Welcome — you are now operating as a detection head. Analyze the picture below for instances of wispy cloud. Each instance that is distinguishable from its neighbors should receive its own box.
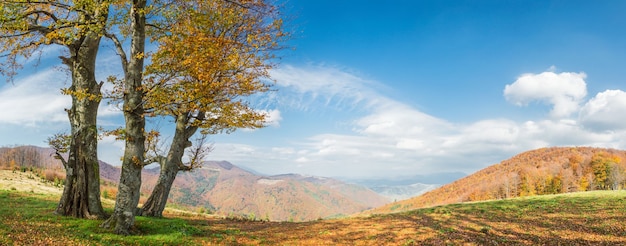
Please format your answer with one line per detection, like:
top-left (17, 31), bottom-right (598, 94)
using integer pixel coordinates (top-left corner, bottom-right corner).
top-left (261, 109), bottom-right (282, 127)
top-left (210, 65), bottom-right (626, 178)
top-left (0, 69), bottom-right (70, 126)
top-left (268, 64), bottom-right (386, 111)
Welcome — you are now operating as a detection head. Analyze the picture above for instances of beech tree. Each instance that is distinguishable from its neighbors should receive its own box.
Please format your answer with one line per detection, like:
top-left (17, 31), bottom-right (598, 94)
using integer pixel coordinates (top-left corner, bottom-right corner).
top-left (137, 0), bottom-right (286, 217)
top-left (2, 0), bottom-right (286, 235)
top-left (100, 0), bottom-right (286, 234)
top-left (0, 0), bottom-right (109, 218)
top-left (98, 0), bottom-right (149, 235)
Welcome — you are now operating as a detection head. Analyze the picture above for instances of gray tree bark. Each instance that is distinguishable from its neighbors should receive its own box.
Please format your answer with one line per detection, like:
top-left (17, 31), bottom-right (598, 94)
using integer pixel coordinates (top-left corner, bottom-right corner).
top-left (140, 113), bottom-right (199, 217)
top-left (55, 31), bottom-right (106, 219)
top-left (100, 0), bottom-right (147, 235)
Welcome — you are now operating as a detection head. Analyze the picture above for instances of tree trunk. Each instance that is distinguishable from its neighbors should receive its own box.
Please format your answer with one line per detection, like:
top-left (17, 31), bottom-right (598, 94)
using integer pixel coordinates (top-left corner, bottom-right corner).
top-left (139, 156), bottom-right (180, 217)
top-left (141, 113), bottom-right (197, 217)
top-left (55, 32), bottom-right (105, 219)
top-left (101, 0), bottom-right (147, 235)
top-left (100, 63), bottom-right (145, 234)
top-left (100, 141), bottom-right (143, 235)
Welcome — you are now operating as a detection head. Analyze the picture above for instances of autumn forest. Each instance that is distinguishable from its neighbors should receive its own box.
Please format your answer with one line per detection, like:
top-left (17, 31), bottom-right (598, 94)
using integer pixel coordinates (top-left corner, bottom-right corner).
top-left (368, 147), bottom-right (626, 215)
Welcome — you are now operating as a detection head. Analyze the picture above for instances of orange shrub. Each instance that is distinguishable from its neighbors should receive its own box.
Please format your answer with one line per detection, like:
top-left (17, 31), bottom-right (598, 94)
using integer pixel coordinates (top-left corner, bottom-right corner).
top-left (44, 169), bottom-right (66, 183)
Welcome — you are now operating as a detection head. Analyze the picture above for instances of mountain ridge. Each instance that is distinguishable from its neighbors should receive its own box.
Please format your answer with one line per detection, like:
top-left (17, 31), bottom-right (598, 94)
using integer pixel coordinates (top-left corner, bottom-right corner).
top-left (0, 145), bottom-right (389, 221)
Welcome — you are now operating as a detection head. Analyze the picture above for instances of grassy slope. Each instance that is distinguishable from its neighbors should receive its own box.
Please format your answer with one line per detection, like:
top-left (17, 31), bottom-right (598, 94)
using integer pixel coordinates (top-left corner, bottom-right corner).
top-left (367, 147), bottom-right (626, 216)
top-left (1, 189), bottom-right (626, 245)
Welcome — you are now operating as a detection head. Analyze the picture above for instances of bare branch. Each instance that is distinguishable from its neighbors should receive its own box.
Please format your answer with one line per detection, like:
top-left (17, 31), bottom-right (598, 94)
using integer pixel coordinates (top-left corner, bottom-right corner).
top-left (46, 132), bottom-right (70, 170)
top-left (103, 32), bottom-right (129, 75)
top-left (180, 133), bottom-right (213, 171)
top-left (144, 155), bottom-right (166, 167)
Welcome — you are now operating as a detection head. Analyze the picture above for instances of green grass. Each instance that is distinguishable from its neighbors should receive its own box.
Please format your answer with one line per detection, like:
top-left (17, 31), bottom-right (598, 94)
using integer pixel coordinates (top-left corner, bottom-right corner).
top-left (0, 190), bottom-right (208, 245)
top-left (1, 189), bottom-right (626, 245)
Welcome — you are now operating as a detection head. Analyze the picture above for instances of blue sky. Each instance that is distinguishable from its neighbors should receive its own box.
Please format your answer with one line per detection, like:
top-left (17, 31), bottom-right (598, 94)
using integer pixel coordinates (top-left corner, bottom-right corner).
top-left (2, 1), bottom-right (626, 179)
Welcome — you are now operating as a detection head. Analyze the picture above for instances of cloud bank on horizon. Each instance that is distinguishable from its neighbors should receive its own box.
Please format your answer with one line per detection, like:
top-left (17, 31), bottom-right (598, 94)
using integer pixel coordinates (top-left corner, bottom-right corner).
top-left (0, 61), bottom-right (625, 178)
top-left (204, 64), bottom-right (626, 178)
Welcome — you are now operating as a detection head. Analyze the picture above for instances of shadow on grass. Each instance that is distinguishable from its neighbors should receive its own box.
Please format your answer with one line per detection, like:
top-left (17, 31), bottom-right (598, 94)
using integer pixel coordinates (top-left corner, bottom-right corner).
top-left (181, 191), bottom-right (626, 245)
top-left (2, 190), bottom-right (626, 245)
top-left (0, 191), bottom-right (206, 245)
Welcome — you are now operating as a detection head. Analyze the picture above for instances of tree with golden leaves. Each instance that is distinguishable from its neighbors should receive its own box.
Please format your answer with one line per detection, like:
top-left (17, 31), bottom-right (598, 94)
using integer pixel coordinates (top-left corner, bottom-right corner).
top-left (101, 0), bottom-right (287, 233)
top-left (0, 0), bottom-right (110, 218)
top-left (2, 0), bottom-right (286, 234)
top-left (1, 0), bottom-right (153, 234)
top-left (98, 0), bottom-right (149, 235)
top-left (136, 0), bottom-right (286, 217)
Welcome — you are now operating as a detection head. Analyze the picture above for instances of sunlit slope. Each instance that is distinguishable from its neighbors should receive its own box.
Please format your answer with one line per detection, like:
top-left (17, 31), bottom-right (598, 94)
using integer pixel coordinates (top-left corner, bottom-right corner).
top-left (2, 188), bottom-right (625, 245)
top-left (364, 147), bottom-right (626, 215)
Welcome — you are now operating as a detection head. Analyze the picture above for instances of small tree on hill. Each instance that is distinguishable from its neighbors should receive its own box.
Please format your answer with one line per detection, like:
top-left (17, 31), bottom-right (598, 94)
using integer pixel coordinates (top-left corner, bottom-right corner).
top-left (590, 152), bottom-right (619, 190)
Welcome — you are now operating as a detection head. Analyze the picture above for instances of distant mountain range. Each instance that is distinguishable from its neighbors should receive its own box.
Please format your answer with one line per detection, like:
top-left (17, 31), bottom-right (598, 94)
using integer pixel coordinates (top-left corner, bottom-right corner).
top-left (345, 172), bottom-right (466, 201)
top-left (366, 183), bottom-right (439, 201)
top-left (6, 145), bottom-right (626, 221)
top-left (133, 161), bottom-right (390, 221)
top-left (0, 146), bottom-right (390, 221)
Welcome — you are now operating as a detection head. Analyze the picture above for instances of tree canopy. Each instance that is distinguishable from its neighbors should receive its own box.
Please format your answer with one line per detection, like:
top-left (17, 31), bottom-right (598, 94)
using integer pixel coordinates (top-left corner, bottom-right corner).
top-left (1, 0), bottom-right (288, 234)
top-left (0, 0), bottom-right (109, 79)
top-left (137, 0), bottom-right (288, 217)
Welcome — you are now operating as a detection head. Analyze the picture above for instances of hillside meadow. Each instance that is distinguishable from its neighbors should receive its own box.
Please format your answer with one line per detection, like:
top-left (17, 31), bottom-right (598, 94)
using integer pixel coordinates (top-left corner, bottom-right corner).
top-left (1, 171), bottom-right (626, 245)
top-left (368, 147), bottom-right (626, 216)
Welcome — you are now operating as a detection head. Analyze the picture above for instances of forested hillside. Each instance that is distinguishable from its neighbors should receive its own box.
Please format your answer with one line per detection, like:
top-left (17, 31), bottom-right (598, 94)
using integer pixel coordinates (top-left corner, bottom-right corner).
top-left (367, 147), bottom-right (626, 215)
top-left (0, 146), bottom-right (66, 183)
top-left (145, 162), bottom-right (389, 221)
top-left (0, 146), bottom-right (62, 171)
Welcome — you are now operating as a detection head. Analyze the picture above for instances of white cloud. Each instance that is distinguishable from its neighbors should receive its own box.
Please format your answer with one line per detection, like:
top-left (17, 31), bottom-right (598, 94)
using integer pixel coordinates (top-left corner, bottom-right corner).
top-left (98, 102), bottom-right (123, 118)
top-left (355, 101), bottom-right (453, 138)
top-left (446, 119), bottom-right (520, 153)
top-left (504, 69), bottom-right (587, 118)
top-left (0, 69), bottom-right (70, 126)
top-left (0, 66), bottom-right (122, 127)
top-left (272, 147), bottom-right (294, 155)
top-left (269, 65), bottom-right (385, 110)
top-left (218, 65), bottom-right (626, 178)
top-left (261, 109), bottom-right (282, 127)
top-left (396, 138), bottom-right (424, 150)
top-left (98, 135), bottom-right (125, 165)
top-left (295, 157), bottom-right (309, 163)
top-left (579, 90), bottom-right (626, 132)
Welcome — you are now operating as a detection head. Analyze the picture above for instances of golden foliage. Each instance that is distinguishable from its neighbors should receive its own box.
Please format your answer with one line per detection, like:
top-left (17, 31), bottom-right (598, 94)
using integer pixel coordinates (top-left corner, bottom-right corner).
top-left (141, 0), bottom-right (288, 133)
top-left (0, 0), bottom-right (110, 79)
top-left (369, 147), bottom-right (626, 215)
